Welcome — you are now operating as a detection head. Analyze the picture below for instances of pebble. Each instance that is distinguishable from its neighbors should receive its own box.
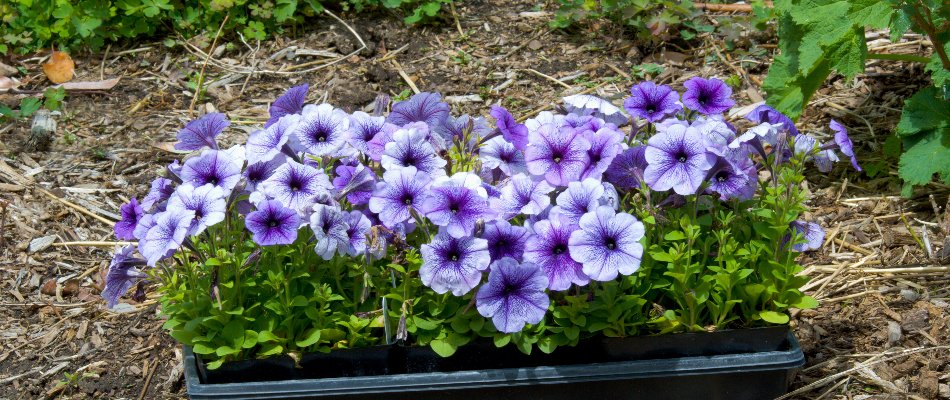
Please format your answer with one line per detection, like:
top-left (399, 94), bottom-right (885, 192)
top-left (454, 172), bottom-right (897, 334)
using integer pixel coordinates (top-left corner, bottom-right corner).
top-left (900, 288), bottom-right (920, 302)
top-left (886, 321), bottom-right (902, 346)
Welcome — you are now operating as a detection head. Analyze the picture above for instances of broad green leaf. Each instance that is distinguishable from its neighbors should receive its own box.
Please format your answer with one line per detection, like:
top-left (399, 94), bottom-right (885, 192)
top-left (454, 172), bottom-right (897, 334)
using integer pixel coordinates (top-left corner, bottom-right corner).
top-left (758, 311), bottom-right (790, 324)
top-left (848, 0), bottom-right (892, 28)
top-left (493, 334), bottom-right (511, 347)
top-left (274, 0), bottom-right (297, 21)
top-left (898, 129), bottom-right (950, 194)
top-left (295, 328), bottom-right (322, 347)
top-left (896, 87), bottom-right (950, 136)
top-left (792, 295), bottom-right (819, 309)
top-left (192, 343), bottom-right (216, 355)
top-left (429, 338), bottom-right (457, 357)
top-left (18, 98), bottom-right (42, 119)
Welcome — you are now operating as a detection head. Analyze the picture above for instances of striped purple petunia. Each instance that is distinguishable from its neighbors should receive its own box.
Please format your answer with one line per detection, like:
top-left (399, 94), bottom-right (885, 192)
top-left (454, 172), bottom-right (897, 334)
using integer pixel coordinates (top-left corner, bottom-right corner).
top-left (568, 206), bottom-right (644, 282)
top-left (293, 103), bottom-right (349, 156)
top-left (644, 124), bottom-right (715, 195)
top-left (476, 257), bottom-right (549, 333)
top-left (114, 198), bottom-right (144, 240)
top-left (175, 112), bottom-right (229, 151)
top-left (266, 83), bottom-right (309, 127)
top-left (245, 199), bottom-right (300, 246)
top-left (102, 245), bottom-right (149, 308)
top-left (420, 232), bottom-right (490, 296)
top-left (523, 215), bottom-right (588, 291)
top-left (682, 77), bottom-right (735, 115)
top-left (524, 124), bottom-right (591, 186)
top-left (623, 81), bottom-right (682, 123)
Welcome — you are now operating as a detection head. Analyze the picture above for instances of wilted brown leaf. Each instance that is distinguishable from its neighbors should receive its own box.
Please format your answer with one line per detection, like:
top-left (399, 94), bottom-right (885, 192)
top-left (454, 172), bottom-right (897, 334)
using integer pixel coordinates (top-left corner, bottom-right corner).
top-left (42, 51), bottom-right (75, 84)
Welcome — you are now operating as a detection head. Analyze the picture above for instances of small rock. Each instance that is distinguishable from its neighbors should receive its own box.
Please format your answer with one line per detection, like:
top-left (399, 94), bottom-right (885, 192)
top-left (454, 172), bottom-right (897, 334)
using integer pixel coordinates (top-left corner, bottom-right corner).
top-left (887, 321), bottom-right (902, 346)
top-left (938, 383), bottom-right (949, 399)
top-left (528, 40), bottom-right (542, 51)
top-left (901, 307), bottom-right (930, 332)
top-left (28, 235), bottom-right (57, 253)
top-left (918, 371), bottom-right (939, 399)
top-left (40, 279), bottom-right (58, 296)
top-left (900, 288), bottom-right (920, 302)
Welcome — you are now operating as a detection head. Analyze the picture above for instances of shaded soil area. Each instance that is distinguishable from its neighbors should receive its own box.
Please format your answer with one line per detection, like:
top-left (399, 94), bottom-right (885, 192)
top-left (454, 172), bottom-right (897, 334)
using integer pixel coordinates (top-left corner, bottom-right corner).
top-left (0, 0), bottom-right (947, 398)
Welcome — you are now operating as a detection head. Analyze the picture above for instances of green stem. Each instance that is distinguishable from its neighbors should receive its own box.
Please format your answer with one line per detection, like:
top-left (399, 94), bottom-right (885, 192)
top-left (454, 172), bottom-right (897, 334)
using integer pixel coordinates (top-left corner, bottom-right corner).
top-left (865, 52), bottom-right (932, 64)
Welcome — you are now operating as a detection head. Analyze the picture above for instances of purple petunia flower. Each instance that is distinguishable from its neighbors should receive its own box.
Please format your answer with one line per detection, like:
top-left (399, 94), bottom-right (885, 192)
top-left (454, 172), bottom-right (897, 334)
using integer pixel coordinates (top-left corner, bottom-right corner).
top-left (348, 111), bottom-right (386, 154)
top-left (244, 156), bottom-right (284, 193)
top-left (705, 157), bottom-right (756, 201)
top-left (480, 137), bottom-right (527, 177)
top-left (830, 119), bottom-right (861, 171)
top-left (139, 208), bottom-right (195, 266)
top-left (175, 112), bottom-right (229, 151)
top-left (623, 81), bottom-right (682, 123)
top-left (102, 245), bottom-right (148, 308)
top-left (366, 122), bottom-right (399, 162)
top-left (419, 173), bottom-right (493, 238)
top-left (259, 159), bottom-right (332, 211)
top-left (604, 146), bottom-right (648, 191)
top-left (496, 173), bottom-right (555, 219)
top-left (387, 92), bottom-right (450, 127)
top-left (141, 177), bottom-right (176, 210)
top-left (568, 206), bottom-right (644, 281)
top-left (580, 127), bottom-right (624, 180)
top-left (343, 210), bottom-right (371, 256)
top-left (180, 149), bottom-right (243, 194)
top-left (333, 163), bottom-right (377, 206)
top-left (433, 114), bottom-right (492, 151)
top-left (247, 114), bottom-right (298, 165)
top-left (524, 124), bottom-right (591, 186)
top-left (490, 105), bottom-right (529, 150)
top-left (114, 198), bottom-right (144, 240)
top-left (483, 219), bottom-right (530, 262)
top-left (167, 184), bottom-right (227, 236)
top-left (745, 104), bottom-right (798, 136)
top-left (267, 83), bottom-right (309, 127)
top-left (789, 220), bottom-right (825, 252)
top-left (794, 134), bottom-right (818, 156)
top-left (381, 124), bottom-right (447, 177)
top-left (245, 199), bottom-right (300, 246)
top-left (420, 232), bottom-right (491, 296)
top-left (368, 166), bottom-right (432, 228)
top-left (682, 77), bottom-right (735, 115)
top-left (310, 204), bottom-right (351, 260)
top-left (476, 257), bottom-right (549, 333)
top-left (524, 215), bottom-right (588, 291)
top-left (644, 124), bottom-right (715, 195)
top-left (562, 94), bottom-right (629, 127)
top-left (551, 178), bottom-right (608, 225)
top-left (293, 103), bottom-right (349, 157)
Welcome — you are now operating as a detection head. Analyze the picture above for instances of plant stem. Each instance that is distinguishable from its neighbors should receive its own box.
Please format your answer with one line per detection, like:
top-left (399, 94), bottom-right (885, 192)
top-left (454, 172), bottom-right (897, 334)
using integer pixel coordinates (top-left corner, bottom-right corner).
top-left (909, 3), bottom-right (950, 70)
top-left (865, 52), bottom-right (933, 64)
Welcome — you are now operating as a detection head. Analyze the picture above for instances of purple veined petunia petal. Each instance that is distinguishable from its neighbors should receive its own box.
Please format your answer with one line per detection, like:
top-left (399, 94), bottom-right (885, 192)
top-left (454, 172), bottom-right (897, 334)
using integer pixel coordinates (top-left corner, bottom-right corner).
top-left (524, 111), bottom-right (567, 135)
top-left (366, 122), bottom-right (399, 162)
top-left (418, 172), bottom-right (493, 238)
top-left (562, 94), bottom-right (629, 126)
top-left (480, 136), bottom-right (527, 177)
top-left (247, 114), bottom-right (299, 165)
top-left (745, 104), bottom-right (798, 136)
top-left (420, 232), bottom-right (490, 296)
top-left (568, 206), bottom-right (645, 281)
top-left (310, 204), bottom-right (350, 260)
top-left (550, 178), bottom-right (606, 225)
top-left (604, 145), bottom-right (648, 191)
top-left (380, 123), bottom-right (447, 177)
top-left (266, 83), bottom-right (309, 127)
top-left (175, 112), bottom-right (229, 151)
top-left (432, 114), bottom-right (492, 151)
top-left (180, 149), bottom-right (243, 195)
top-left (580, 126), bottom-right (624, 180)
top-left (368, 166), bottom-right (433, 228)
top-left (333, 163), bottom-right (377, 206)
top-left (495, 173), bottom-right (555, 219)
top-left (138, 208), bottom-right (195, 266)
top-left (343, 210), bottom-right (372, 256)
top-left (813, 149), bottom-right (839, 173)
top-left (244, 155), bottom-right (285, 193)
top-left (132, 213), bottom-right (155, 241)
top-left (794, 134), bottom-right (818, 156)
top-left (387, 92), bottom-right (451, 127)
top-left (490, 105), bottom-right (529, 151)
top-left (731, 122), bottom-right (784, 150)
top-left (524, 124), bottom-right (591, 186)
top-left (141, 177), bottom-right (176, 211)
top-left (101, 245), bottom-right (149, 308)
top-left (483, 219), bottom-right (530, 262)
top-left (114, 198), bottom-right (144, 240)
top-left (166, 183), bottom-right (227, 236)
top-left (830, 119), bottom-right (861, 171)
top-left (348, 111), bottom-right (386, 154)
top-left (259, 158), bottom-right (332, 211)
top-left (681, 77), bottom-right (735, 115)
top-left (691, 115), bottom-right (737, 154)
top-left (789, 220), bottom-right (825, 252)
top-left (524, 215), bottom-right (588, 291)
top-left (245, 199), bottom-right (300, 246)
top-left (623, 81), bottom-right (682, 123)
top-left (644, 124), bottom-right (715, 195)
top-left (705, 156), bottom-right (756, 201)
top-left (292, 103), bottom-right (350, 157)
top-left (476, 257), bottom-right (549, 333)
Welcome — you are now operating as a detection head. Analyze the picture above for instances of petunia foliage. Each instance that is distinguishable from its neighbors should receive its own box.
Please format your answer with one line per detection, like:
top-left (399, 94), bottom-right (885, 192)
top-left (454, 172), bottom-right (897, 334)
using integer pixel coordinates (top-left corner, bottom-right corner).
top-left (102, 81), bottom-right (853, 368)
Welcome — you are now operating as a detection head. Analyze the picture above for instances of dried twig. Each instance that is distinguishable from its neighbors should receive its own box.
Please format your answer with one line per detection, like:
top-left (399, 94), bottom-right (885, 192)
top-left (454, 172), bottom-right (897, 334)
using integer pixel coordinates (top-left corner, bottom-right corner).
top-left (520, 68), bottom-right (572, 90)
top-left (392, 60), bottom-right (420, 94)
top-left (188, 14), bottom-right (230, 116)
top-left (37, 188), bottom-right (115, 226)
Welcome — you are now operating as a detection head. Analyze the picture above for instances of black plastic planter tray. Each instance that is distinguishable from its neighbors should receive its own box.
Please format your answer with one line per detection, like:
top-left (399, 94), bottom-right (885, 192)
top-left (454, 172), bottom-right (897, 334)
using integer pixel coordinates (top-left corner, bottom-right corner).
top-left (184, 326), bottom-right (804, 400)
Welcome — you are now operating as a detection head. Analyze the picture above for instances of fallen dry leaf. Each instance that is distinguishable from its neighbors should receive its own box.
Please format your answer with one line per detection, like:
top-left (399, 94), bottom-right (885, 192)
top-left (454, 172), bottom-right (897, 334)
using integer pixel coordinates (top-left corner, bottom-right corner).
top-left (42, 51), bottom-right (75, 84)
top-left (56, 77), bottom-right (121, 91)
top-left (0, 76), bottom-right (20, 92)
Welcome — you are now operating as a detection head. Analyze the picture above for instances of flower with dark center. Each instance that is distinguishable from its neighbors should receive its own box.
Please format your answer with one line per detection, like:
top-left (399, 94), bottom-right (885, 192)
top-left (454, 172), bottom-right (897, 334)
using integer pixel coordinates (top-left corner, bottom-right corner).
top-left (180, 149), bottom-right (243, 194)
top-left (292, 103), bottom-right (349, 157)
top-left (682, 77), bottom-right (735, 115)
top-left (705, 157), bottom-right (756, 201)
top-left (524, 124), bottom-right (591, 186)
top-left (245, 199), bottom-right (300, 246)
top-left (114, 198), bottom-right (144, 240)
top-left (483, 219), bottom-right (530, 262)
top-left (523, 215), bottom-right (588, 291)
top-left (480, 136), bottom-right (527, 177)
top-left (348, 111), bottom-right (386, 154)
top-left (420, 232), bottom-right (490, 296)
top-left (551, 178), bottom-right (609, 225)
top-left (381, 124), bottom-right (447, 177)
top-left (166, 183), bottom-right (227, 236)
top-left (310, 204), bottom-right (350, 260)
top-left (644, 124), bottom-right (715, 195)
top-left (247, 114), bottom-right (298, 165)
top-left (175, 112), bottom-right (229, 151)
top-left (496, 173), bottom-right (554, 220)
top-left (102, 245), bottom-right (149, 308)
top-left (266, 83), bottom-right (308, 128)
top-left (604, 146), bottom-right (648, 191)
top-left (368, 166), bottom-right (432, 228)
top-left (580, 127), bottom-right (624, 180)
top-left (568, 206), bottom-right (644, 281)
top-left (476, 257), bottom-right (549, 333)
top-left (387, 92), bottom-right (450, 127)
top-left (623, 81), bottom-right (682, 122)
top-left (259, 159), bottom-right (332, 211)
top-left (418, 173), bottom-right (493, 238)
top-left (343, 210), bottom-right (372, 256)
top-left (490, 105), bottom-right (529, 150)
top-left (333, 163), bottom-right (377, 206)
top-left (243, 156), bottom-right (284, 193)
top-left (138, 208), bottom-right (195, 266)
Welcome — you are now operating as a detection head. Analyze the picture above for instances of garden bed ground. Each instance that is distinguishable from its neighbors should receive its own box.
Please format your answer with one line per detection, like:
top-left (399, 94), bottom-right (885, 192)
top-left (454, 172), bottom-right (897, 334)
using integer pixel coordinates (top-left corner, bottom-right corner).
top-left (0, 0), bottom-right (948, 398)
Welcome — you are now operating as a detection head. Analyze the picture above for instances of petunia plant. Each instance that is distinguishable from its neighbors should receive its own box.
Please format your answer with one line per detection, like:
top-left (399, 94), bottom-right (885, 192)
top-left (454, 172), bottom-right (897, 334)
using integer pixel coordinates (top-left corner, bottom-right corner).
top-left (103, 77), bottom-right (858, 366)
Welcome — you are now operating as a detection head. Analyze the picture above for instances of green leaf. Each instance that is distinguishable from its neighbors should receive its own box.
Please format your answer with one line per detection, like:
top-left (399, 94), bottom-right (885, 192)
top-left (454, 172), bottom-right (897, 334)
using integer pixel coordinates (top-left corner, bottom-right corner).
top-left (429, 338), bottom-right (457, 357)
top-left (896, 87), bottom-right (950, 136)
top-left (412, 316), bottom-right (440, 330)
top-left (848, 0), bottom-right (892, 28)
top-left (493, 334), bottom-right (511, 347)
top-left (792, 295), bottom-right (819, 309)
top-left (18, 97), bottom-right (42, 119)
top-left (295, 328), bottom-right (322, 347)
top-left (43, 87), bottom-right (66, 111)
top-left (274, 0), bottom-right (298, 21)
top-left (192, 343), bottom-right (216, 354)
top-left (758, 310), bottom-right (790, 324)
top-left (898, 129), bottom-right (950, 194)
top-left (663, 230), bottom-right (686, 241)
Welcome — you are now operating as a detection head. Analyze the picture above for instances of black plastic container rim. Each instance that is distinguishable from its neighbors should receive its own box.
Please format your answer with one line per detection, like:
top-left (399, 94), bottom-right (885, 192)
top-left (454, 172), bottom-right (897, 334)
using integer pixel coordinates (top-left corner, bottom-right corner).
top-left (183, 332), bottom-right (805, 399)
